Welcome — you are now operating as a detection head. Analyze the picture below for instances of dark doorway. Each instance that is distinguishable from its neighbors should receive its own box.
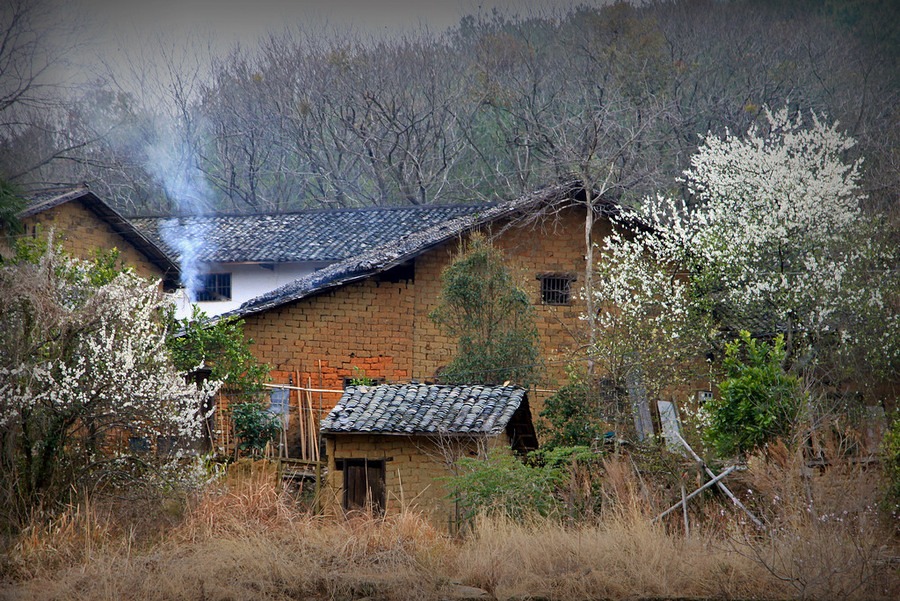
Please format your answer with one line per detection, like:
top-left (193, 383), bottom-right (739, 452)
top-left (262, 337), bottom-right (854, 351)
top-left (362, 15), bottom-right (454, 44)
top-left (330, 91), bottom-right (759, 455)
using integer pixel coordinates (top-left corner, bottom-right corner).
top-left (342, 458), bottom-right (386, 513)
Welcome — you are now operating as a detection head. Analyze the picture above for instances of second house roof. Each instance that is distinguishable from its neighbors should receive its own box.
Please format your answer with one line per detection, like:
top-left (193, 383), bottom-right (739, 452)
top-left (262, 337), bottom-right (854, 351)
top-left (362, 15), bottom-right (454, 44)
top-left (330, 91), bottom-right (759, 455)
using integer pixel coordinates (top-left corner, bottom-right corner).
top-left (321, 383), bottom-right (528, 436)
top-left (131, 203), bottom-right (495, 264)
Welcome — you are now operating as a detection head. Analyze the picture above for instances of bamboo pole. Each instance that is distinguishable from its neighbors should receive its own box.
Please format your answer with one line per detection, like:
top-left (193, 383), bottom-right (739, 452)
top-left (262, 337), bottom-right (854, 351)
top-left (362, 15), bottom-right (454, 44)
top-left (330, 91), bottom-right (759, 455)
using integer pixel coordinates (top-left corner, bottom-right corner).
top-left (298, 387), bottom-right (307, 461)
top-left (317, 361), bottom-right (323, 462)
top-left (307, 378), bottom-right (318, 461)
top-left (261, 382), bottom-right (342, 393)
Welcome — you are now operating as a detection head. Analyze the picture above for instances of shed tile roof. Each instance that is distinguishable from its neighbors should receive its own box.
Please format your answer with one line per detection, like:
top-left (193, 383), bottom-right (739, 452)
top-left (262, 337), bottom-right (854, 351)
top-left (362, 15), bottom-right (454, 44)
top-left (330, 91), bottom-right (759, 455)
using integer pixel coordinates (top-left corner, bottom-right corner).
top-left (321, 383), bottom-right (527, 435)
top-left (225, 181), bottom-right (627, 319)
top-left (130, 204), bottom-right (495, 264)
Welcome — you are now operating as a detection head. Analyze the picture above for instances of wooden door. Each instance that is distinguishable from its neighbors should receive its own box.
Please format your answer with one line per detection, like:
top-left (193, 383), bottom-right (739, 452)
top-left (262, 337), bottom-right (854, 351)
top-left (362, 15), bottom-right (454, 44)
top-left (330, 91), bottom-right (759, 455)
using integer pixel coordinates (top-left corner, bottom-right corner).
top-left (343, 459), bottom-right (385, 513)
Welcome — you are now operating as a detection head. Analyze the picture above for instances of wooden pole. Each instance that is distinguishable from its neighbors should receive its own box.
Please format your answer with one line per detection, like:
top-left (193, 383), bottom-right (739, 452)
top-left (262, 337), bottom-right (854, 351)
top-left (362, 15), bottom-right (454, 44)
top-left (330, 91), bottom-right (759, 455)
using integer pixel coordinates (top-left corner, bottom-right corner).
top-left (260, 382), bottom-right (343, 393)
top-left (653, 465), bottom-right (737, 522)
top-left (672, 432), bottom-right (765, 529)
top-left (308, 378), bottom-right (318, 461)
top-left (681, 485), bottom-right (689, 536)
top-left (314, 460), bottom-right (322, 514)
top-left (317, 360), bottom-right (323, 461)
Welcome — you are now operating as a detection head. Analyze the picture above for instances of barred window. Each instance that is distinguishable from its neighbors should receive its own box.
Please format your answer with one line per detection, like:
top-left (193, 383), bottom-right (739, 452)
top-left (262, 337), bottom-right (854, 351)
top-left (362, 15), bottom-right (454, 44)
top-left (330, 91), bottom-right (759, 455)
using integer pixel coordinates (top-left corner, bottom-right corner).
top-left (538, 274), bottom-right (575, 305)
top-left (196, 273), bottom-right (231, 301)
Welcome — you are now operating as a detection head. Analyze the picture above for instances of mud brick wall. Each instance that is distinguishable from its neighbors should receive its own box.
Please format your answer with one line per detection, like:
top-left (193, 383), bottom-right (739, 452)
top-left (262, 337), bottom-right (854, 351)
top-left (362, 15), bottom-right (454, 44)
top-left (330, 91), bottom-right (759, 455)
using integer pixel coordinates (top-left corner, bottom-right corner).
top-left (323, 432), bottom-right (509, 530)
top-left (241, 206), bottom-right (613, 424)
top-left (11, 200), bottom-right (164, 281)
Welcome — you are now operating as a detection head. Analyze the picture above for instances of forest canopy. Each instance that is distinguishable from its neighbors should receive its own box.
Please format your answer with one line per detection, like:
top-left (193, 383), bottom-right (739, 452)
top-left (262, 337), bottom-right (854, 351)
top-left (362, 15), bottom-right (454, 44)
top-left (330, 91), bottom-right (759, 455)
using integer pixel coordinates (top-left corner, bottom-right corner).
top-left (1, 0), bottom-right (898, 218)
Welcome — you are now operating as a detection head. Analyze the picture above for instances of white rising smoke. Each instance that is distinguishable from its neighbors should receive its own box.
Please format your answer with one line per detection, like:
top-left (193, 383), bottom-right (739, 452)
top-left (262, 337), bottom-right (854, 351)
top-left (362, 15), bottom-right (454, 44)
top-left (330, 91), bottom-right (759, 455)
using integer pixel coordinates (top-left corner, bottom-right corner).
top-left (146, 133), bottom-right (213, 302)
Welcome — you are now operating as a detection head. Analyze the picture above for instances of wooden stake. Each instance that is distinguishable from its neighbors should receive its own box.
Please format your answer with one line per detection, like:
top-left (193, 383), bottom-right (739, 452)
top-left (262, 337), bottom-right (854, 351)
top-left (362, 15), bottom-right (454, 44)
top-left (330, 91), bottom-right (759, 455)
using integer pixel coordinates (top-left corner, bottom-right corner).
top-left (681, 485), bottom-right (689, 537)
top-left (307, 377), bottom-right (318, 461)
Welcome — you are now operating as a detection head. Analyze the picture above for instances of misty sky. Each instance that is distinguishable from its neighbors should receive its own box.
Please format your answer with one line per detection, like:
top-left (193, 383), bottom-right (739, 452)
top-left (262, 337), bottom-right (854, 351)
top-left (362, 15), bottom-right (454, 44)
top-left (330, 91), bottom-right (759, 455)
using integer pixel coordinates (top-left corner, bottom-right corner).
top-left (53, 0), bottom-right (586, 94)
top-left (72, 0), bottom-right (586, 49)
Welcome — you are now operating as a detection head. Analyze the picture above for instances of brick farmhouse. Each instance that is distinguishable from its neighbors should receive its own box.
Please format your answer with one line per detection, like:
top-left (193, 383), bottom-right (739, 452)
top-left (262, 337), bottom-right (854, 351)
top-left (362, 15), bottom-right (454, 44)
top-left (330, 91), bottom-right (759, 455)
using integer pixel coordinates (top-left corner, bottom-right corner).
top-left (223, 183), bottom-right (639, 459)
top-left (132, 203), bottom-right (491, 318)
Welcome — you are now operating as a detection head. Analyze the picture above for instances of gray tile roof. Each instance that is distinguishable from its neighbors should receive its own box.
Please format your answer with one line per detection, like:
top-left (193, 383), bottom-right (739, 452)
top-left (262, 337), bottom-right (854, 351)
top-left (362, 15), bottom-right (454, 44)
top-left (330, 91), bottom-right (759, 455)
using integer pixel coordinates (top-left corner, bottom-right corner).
top-left (19, 186), bottom-right (93, 217)
top-left (130, 204), bottom-right (495, 264)
top-left (321, 383), bottom-right (527, 435)
top-left (225, 181), bottom-right (628, 319)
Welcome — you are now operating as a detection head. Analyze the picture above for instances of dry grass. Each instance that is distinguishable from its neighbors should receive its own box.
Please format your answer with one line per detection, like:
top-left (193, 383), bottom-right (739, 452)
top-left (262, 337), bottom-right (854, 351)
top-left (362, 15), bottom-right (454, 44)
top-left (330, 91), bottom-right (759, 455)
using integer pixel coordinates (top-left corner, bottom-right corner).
top-left (3, 452), bottom-right (899, 601)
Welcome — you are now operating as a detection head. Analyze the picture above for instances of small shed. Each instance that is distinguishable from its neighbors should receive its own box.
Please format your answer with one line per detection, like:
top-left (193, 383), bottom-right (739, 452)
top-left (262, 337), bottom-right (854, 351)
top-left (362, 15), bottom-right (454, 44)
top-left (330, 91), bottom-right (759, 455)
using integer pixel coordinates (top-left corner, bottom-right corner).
top-left (320, 383), bottom-right (537, 528)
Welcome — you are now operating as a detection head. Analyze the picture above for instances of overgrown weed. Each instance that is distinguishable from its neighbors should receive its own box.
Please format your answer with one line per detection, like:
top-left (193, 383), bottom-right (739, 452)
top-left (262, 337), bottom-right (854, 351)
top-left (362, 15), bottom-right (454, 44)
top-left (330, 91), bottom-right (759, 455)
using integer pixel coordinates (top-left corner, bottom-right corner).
top-left (4, 450), bottom-right (899, 600)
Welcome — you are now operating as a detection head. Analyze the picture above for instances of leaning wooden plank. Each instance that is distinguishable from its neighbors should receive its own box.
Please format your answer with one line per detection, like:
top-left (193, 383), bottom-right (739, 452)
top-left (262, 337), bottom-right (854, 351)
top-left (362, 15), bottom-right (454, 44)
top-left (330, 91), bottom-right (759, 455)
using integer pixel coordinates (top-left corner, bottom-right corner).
top-left (297, 380), bottom-right (307, 461)
top-left (307, 387), bottom-right (318, 461)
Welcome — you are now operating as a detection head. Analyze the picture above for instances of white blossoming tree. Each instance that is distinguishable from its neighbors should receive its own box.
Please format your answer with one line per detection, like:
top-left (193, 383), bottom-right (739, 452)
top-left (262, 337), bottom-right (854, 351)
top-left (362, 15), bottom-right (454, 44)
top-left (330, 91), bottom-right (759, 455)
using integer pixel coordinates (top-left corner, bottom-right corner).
top-left (0, 241), bottom-right (217, 522)
top-left (595, 106), bottom-right (899, 412)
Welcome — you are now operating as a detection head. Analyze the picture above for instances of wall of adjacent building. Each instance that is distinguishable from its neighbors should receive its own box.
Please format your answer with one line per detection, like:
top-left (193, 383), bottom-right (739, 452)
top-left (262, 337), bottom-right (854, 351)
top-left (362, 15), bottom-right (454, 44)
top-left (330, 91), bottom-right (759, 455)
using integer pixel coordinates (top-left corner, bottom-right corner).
top-left (5, 200), bottom-right (165, 282)
top-left (180, 260), bottom-right (333, 319)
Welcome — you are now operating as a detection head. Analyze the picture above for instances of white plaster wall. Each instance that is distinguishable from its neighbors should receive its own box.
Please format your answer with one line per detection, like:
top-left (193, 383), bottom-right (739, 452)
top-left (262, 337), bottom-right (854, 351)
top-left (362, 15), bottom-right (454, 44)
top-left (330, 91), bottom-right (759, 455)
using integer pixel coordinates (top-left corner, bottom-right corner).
top-left (172, 261), bottom-right (332, 319)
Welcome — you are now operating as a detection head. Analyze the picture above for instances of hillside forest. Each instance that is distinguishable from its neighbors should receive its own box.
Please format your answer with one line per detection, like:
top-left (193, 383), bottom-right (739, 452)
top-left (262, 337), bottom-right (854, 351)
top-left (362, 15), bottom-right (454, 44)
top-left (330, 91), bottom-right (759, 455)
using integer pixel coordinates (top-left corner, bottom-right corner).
top-left (1, 0), bottom-right (898, 217)
top-left (3, 1), bottom-right (900, 600)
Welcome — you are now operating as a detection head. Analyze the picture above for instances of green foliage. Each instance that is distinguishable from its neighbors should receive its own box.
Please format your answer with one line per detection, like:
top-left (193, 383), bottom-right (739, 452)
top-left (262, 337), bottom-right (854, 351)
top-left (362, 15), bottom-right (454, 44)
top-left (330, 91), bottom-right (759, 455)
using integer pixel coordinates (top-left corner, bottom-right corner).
top-left (168, 307), bottom-right (269, 396)
top-left (430, 234), bottom-right (541, 386)
top-left (0, 180), bottom-right (24, 238)
top-left (703, 331), bottom-right (805, 457)
top-left (881, 413), bottom-right (900, 514)
top-left (230, 402), bottom-right (280, 455)
top-left (3, 229), bottom-right (49, 265)
top-left (348, 366), bottom-right (378, 386)
top-left (445, 448), bottom-right (564, 520)
top-left (85, 247), bottom-right (129, 287)
top-left (538, 372), bottom-right (610, 449)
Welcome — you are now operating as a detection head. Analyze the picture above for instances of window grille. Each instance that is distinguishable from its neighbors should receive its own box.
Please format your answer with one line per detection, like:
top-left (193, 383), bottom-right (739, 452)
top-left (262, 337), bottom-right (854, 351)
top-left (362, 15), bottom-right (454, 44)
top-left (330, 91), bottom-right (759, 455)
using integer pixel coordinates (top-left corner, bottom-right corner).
top-left (128, 436), bottom-right (150, 453)
top-left (196, 273), bottom-right (231, 301)
top-left (156, 435), bottom-right (178, 456)
top-left (539, 274), bottom-right (575, 305)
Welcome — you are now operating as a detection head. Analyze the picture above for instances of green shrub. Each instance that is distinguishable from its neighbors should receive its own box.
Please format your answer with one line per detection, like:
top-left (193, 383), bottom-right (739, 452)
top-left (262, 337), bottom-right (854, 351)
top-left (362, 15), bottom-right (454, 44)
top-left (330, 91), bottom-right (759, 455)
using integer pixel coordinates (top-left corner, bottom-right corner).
top-left (430, 234), bottom-right (541, 386)
top-left (538, 372), bottom-right (612, 448)
top-left (445, 448), bottom-right (564, 520)
top-left (882, 413), bottom-right (900, 513)
top-left (230, 402), bottom-right (280, 455)
top-left (703, 331), bottom-right (805, 457)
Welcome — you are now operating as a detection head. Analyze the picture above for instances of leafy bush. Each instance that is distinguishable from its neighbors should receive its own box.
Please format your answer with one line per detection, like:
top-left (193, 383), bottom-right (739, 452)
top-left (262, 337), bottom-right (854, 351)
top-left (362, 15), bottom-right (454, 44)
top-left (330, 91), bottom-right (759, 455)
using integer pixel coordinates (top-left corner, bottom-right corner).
top-left (703, 331), bottom-right (804, 457)
top-left (445, 448), bottom-right (564, 520)
top-left (881, 413), bottom-right (900, 513)
top-left (230, 402), bottom-right (280, 456)
top-left (168, 306), bottom-right (269, 395)
top-left (538, 374), bottom-right (610, 448)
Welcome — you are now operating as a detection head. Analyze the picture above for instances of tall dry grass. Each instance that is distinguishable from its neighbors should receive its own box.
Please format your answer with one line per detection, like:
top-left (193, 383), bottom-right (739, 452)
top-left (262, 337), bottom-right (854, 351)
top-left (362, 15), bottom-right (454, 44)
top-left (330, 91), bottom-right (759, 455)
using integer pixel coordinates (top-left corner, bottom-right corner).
top-left (3, 452), bottom-right (899, 601)
top-left (4, 470), bottom-right (455, 601)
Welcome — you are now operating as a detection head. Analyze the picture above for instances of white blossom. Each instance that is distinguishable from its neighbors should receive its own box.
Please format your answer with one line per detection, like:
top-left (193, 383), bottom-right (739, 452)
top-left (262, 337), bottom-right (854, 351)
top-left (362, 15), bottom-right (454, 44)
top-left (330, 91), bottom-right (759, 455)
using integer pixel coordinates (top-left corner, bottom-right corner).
top-left (596, 106), bottom-right (899, 383)
top-left (0, 246), bottom-right (221, 494)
